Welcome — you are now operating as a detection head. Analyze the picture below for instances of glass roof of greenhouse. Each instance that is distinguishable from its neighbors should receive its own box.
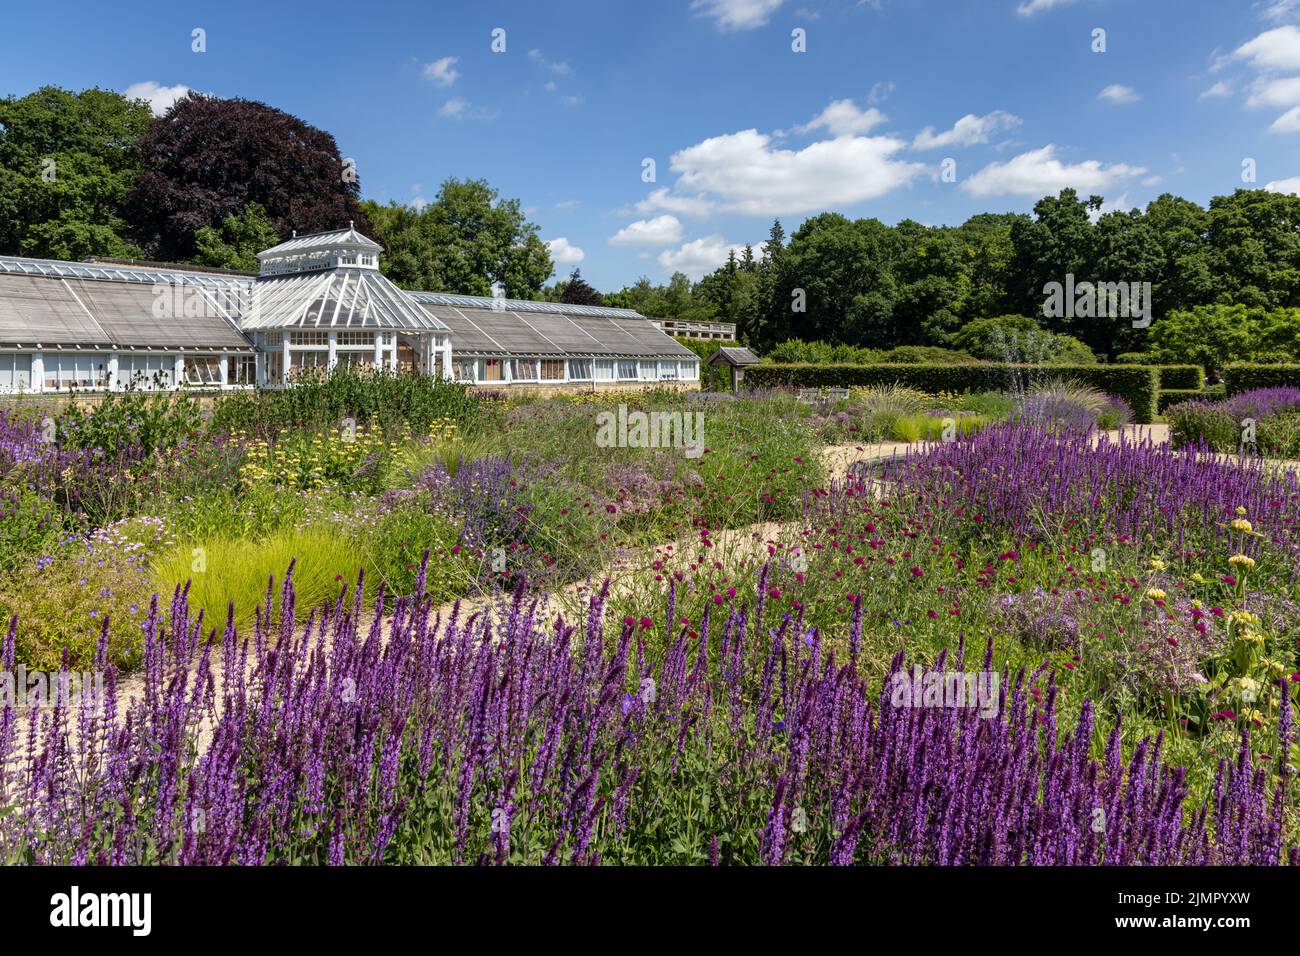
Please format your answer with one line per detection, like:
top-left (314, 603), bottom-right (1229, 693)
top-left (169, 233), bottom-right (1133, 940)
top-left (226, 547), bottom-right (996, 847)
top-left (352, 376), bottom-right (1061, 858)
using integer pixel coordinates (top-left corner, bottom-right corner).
top-left (0, 229), bottom-right (697, 360)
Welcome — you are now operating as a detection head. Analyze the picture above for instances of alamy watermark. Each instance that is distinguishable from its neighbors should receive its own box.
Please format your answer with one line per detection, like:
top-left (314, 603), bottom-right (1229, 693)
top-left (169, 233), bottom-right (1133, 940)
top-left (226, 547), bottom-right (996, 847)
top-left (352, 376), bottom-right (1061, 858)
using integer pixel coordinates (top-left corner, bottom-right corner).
top-left (595, 404), bottom-right (703, 458)
top-left (2, 667), bottom-right (105, 710)
top-left (1042, 274), bottom-right (1152, 329)
top-left (888, 666), bottom-right (1000, 718)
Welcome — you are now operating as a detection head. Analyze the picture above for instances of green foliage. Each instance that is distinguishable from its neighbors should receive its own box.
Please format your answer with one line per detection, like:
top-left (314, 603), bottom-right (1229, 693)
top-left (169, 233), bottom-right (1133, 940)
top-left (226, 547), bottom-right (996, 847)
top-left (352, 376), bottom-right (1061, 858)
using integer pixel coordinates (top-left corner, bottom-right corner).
top-left (1148, 305), bottom-right (1300, 379)
top-left (0, 485), bottom-right (65, 574)
top-left (763, 339), bottom-right (882, 363)
top-left (1158, 389), bottom-right (1215, 413)
top-left (949, 314), bottom-right (1099, 365)
top-left (361, 178), bottom-right (552, 297)
top-left (190, 202), bottom-right (280, 271)
top-left (0, 516), bottom-right (167, 671)
top-left (57, 390), bottom-right (202, 454)
top-left (746, 363), bottom-right (1161, 422)
top-left (151, 528), bottom-right (365, 632)
top-left (1223, 363), bottom-right (1300, 395)
top-left (208, 366), bottom-right (481, 437)
top-left (0, 86), bottom-right (151, 259)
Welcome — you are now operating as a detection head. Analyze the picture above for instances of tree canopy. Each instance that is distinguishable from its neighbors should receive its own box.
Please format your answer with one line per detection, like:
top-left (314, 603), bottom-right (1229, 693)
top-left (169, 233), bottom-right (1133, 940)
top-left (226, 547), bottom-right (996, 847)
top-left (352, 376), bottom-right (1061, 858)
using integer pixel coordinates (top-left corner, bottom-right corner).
top-left (360, 179), bottom-right (552, 297)
top-left (125, 93), bottom-right (365, 262)
top-left (0, 86), bottom-right (152, 260)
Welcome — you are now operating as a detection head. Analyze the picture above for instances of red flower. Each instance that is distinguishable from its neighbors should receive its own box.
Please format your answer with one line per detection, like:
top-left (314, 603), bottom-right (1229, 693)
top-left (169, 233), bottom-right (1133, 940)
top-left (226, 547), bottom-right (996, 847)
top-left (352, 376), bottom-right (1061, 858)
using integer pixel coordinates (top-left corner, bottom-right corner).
top-left (639, 617), bottom-right (653, 630)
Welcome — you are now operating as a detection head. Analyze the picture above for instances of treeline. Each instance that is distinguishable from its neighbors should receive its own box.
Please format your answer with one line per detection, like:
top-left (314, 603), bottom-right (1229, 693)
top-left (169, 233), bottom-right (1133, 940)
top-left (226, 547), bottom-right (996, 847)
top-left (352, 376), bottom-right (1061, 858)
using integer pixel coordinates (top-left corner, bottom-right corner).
top-left (611, 189), bottom-right (1300, 362)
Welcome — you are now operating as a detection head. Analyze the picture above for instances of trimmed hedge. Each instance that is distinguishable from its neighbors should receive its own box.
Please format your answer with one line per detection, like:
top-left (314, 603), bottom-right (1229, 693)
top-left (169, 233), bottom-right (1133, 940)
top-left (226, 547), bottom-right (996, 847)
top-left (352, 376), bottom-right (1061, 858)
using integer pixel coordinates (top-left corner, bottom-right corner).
top-left (1223, 363), bottom-right (1300, 395)
top-left (745, 363), bottom-right (1161, 423)
top-left (1157, 384), bottom-right (1227, 413)
top-left (1106, 357), bottom-right (1203, 390)
top-left (1155, 365), bottom-right (1204, 390)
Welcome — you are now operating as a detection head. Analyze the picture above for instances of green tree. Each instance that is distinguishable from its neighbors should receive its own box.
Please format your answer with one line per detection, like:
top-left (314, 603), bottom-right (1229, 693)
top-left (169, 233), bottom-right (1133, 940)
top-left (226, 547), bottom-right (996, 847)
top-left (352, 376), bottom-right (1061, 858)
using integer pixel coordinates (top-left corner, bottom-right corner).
top-left (0, 86), bottom-right (151, 259)
top-left (190, 203), bottom-right (280, 271)
top-left (361, 178), bottom-right (551, 296)
top-left (560, 268), bottom-right (604, 306)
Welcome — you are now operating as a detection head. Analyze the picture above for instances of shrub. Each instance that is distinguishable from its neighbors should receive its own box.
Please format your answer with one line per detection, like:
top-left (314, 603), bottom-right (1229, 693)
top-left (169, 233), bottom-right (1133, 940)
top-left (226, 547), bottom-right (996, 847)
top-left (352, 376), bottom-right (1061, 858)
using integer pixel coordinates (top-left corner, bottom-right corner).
top-left (745, 363), bottom-right (1161, 423)
top-left (950, 315), bottom-right (1096, 365)
top-left (1224, 363), bottom-right (1300, 396)
top-left (56, 390), bottom-right (202, 456)
top-left (0, 516), bottom-right (168, 670)
top-left (1165, 401), bottom-right (1240, 452)
top-left (763, 339), bottom-right (882, 364)
top-left (876, 345), bottom-right (973, 364)
top-left (1156, 366), bottom-right (1205, 390)
top-left (209, 366), bottom-right (481, 438)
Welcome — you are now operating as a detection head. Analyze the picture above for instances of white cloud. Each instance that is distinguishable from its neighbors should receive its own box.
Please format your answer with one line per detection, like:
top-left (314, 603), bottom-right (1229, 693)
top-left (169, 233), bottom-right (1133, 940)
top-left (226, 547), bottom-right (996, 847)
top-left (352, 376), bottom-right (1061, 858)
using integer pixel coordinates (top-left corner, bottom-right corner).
top-left (867, 81), bottom-right (895, 105)
top-left (1265, 175), bottom-right (1300, 193)
top-left (1016, 0), bottom-right (1075, 15)
top-left (657, 235), bottom-right (744, 279)
top-left (1232, 25), bottom-right (1300, 72)
top-left (122, 81), bottom-right (192, 117)
top-left (794, 99), bottom-right (888, 136)
top-left (609, 215), bottom-right (684, 246)
top-left (961, 145), bottom-right (1146, 198)
top-left (670, 127), bottom-right (925, 215)
top-left (1098, 84), bottom-right (1141, 104)
top-left (528, 49), bottom-right (574, 76)
top-left (554, 199), bottom-right (581, 210)
top-left (632, 188), bottom-right (716, 217)
top-left (691, 0), bottom-right (785, 31)
top-left (912, 110), bottom-right (1022, 149)
top-left (1200, 80), bottom-right (1232, 98)
top-left (1247, 74), bottom-right (1300, 107)
top-left (546, 237), bottom-right (585, 264)
top-left (439, 98), bottom-right (469, 119)
top-left (438, 98), bottom-right (496, 121)
top-left (422, 57), bottom-right (460, 88)
top-left (1261, 0), bottom-right (1300, 21)
top-left (1270, 104), bottom-right (1300, 130)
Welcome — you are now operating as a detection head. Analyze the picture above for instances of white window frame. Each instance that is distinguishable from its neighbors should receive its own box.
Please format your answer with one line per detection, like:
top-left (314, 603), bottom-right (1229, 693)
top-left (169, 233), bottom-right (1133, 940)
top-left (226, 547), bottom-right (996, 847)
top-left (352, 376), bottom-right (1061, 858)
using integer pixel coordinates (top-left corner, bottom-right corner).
top-left (617, 359), bottom-right (638, 381)
top-left (116, 354), bottom-right (175, 391)
top-left (594, 359), bottom-right (615, 382)
top-left (568, 358), bottom-right (593, 381)
top-left (638, 360), bottom-right (657, 382)
top-left (511, 357), bottom-right (538, 382)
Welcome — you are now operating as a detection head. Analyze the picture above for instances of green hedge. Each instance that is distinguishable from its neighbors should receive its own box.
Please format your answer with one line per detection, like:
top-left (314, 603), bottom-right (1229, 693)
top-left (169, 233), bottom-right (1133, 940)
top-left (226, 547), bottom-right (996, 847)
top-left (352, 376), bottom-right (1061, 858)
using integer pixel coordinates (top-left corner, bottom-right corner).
top-left (1223, 363), bottom-right (1300, 395)
top-left (1155, 365), bottom-right (1204, 390)
top-left (1107, 357), bottom-right (1203, 390)
top-left (1157, 384), bottom-right (1227, 413)
top-left (745, 363), bottom-right (1161, 423)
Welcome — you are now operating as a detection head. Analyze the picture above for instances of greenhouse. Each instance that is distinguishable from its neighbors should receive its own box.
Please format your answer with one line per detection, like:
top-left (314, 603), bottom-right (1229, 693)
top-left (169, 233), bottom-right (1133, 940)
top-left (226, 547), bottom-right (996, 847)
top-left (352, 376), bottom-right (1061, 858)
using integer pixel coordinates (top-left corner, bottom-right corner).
top-left (0, 227), bottom-right (699, 394)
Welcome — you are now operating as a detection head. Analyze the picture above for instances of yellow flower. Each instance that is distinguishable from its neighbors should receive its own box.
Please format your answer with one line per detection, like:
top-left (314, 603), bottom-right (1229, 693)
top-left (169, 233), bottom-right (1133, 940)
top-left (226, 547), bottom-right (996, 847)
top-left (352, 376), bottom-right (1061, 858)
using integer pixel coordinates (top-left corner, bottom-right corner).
top-left (1228, 554), bottom-right (1255, 570)
top-left (1149, 557), bottom-right (1166, 571)
top-left (1145, 587), bottom-right (1167, 601)
top-left (1231, 518), bottom-right (1253, 534)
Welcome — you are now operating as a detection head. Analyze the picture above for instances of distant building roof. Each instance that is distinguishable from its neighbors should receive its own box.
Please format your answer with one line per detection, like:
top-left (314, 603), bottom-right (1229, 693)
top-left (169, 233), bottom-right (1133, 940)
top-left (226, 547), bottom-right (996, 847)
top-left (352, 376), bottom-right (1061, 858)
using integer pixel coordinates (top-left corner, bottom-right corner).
top-left (414, 301), bottom-right (695, 358)
top-left (408, 290), bottom-right (643, 320)
top-left (708, 346), bottom-right (761, 366)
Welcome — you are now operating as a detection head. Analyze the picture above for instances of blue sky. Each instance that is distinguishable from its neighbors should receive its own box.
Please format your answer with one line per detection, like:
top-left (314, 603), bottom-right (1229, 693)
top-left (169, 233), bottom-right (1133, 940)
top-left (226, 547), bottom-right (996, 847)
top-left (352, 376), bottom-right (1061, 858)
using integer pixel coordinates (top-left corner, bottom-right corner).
top-left (2, 0), bottom-right (1299, 289)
